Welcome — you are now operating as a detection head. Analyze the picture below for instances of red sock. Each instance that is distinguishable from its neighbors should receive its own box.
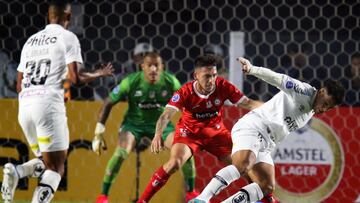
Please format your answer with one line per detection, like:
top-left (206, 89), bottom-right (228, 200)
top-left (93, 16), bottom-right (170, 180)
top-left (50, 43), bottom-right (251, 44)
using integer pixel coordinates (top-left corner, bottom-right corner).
top-left (258, 194), bottom-right (280, 203)
top-left (137, 166), bottom-right (171, 203)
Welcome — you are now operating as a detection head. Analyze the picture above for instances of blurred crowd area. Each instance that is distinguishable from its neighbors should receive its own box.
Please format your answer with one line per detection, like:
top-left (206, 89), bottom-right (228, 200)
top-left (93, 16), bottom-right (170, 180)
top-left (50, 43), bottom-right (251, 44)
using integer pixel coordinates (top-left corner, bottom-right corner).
top-left (0, 0), bottom-right (359, 105)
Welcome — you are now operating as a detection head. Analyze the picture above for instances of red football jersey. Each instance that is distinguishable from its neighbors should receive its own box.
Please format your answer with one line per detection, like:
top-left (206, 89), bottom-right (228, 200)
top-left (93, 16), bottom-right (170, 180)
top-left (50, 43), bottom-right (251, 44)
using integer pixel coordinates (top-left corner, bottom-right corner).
top-left (167, 77), bottom-right (246, 128)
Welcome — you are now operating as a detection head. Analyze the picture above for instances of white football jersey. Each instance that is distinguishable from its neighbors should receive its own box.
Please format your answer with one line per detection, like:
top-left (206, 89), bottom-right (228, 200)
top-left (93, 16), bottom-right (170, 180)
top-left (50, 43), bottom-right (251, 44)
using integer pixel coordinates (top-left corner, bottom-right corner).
top-left (252, 75), bottom-right (316, 144)
top-left (17, 24), bottom-right (83, 104)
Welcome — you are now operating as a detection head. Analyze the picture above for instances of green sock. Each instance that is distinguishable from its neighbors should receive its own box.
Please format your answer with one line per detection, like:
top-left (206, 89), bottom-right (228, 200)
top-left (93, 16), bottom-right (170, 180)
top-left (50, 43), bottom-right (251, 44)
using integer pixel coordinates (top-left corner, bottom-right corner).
top-left (181, 156), bottom-right (196, 192)
top-left (101, 147), bottom-right (128, 195)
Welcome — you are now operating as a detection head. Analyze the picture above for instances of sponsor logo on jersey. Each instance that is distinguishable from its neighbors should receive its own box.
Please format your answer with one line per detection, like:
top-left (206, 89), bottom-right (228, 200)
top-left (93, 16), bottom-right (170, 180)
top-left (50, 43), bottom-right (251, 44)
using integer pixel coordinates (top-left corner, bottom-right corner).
top-left (171, 94), bottom-right (180, 102)
top-left (152, 180), bottom-right (159, 187)
top-left (299, 104), bottom-right (305, 112)
top-left (273, 118), bottom-right (343, 203)
top-left (180, 128), bottom-right (189, 137)
top-left (284, 116), bottom-right (299, 132)
top-left (285, 81), bottom-right (294, 89)
top-left (112, 86), bottom-right (120, 94)
top-left (193, 111), bottom-right (219, 119)
top-left (138, 102), bottom-right (162, 109)
top-left (134, 90), bottom-right (142, 97)
top-left (27, 35), bottom-right (57, 46)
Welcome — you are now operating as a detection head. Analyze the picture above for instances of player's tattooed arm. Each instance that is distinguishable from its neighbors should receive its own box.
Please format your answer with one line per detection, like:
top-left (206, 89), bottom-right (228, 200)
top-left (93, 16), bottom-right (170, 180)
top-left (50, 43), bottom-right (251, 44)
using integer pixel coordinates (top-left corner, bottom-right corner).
top-left (237, 97), bottom-right (263, 110)
top-left (152, 107), bottom-right (177, 153)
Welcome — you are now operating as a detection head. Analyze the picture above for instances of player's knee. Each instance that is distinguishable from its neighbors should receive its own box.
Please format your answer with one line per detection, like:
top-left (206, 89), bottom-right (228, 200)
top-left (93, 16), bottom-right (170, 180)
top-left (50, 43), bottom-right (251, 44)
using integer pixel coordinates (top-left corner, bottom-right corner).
top-left (45, 163), bottom-right (65, 177)
top-left (259, 182), bottom-right (275, 196)
top-left (165, 158), bottom-right (182, 174)
top-left (233, 161), bottom-right (252, 176)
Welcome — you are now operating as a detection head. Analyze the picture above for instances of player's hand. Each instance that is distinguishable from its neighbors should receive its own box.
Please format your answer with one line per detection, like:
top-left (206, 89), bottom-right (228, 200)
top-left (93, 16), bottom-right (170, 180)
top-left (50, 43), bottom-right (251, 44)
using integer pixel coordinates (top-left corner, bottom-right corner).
top-left (151, 134), bottom-right (164, 154)
top-left (99, 62), bottom-right (114, 77)
top-left (92, 122), bottom-right (107, 155)
top-left (236, 57), bottom-right (252, 74)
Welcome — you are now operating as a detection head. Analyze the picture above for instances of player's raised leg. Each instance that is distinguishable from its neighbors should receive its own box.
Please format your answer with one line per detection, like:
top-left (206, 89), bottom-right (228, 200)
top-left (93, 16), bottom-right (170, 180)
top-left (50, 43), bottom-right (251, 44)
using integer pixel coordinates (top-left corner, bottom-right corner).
top-left (137, 143), bottom-right (192, 203)
top-left (96, 130), bottom-right (136, 203)
top-left (164, 132), bottom-right (198, 201)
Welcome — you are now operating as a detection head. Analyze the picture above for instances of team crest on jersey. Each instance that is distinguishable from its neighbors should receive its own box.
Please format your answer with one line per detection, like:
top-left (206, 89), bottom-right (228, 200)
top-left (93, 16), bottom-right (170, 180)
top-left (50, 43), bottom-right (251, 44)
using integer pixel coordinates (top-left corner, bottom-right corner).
top-left (162, 90), bottom-right (168, 97)
top-left (112, 86), bottom-right (120, 94)
top-left (171, 94), bottom-right (180, 102)
top-left (149, 91), bottom-right (155, 99)
top-left (286, 81), bottom-right (294, 89)
top-left (134, 90), bottom-right (142, 97)
top-left (214, 98), bottom-right (221, 106)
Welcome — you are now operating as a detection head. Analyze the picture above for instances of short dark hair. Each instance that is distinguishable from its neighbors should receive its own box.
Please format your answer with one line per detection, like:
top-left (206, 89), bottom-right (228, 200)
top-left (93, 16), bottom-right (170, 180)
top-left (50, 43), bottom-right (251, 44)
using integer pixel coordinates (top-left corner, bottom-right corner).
top-left (351, 53), bottom-right (360, 60)
top-left (324, 80), bottom-right (345, 105)
top-left (194, 54), bottom-right (217, 69)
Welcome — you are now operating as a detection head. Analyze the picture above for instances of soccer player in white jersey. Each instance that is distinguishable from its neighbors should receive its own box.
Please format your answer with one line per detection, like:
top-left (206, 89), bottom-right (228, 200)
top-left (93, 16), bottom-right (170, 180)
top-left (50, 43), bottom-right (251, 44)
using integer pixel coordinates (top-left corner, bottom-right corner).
top-left (190, 57), bottom-right (345, 203)
top-left (1, 1), bottom-right (114, 203)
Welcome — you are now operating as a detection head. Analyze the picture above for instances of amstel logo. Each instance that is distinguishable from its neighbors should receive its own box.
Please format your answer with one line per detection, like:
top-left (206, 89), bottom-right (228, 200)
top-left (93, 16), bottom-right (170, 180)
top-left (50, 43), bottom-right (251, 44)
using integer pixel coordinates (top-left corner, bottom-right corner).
top-left (272, 118), bottom-right (344, 203)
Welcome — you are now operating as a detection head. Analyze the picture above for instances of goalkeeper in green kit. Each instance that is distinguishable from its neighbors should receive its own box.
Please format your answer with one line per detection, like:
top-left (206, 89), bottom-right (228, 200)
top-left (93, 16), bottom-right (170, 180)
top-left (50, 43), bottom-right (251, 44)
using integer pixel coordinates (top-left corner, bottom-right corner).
top-left (92, 52), bottom-right (198, 203)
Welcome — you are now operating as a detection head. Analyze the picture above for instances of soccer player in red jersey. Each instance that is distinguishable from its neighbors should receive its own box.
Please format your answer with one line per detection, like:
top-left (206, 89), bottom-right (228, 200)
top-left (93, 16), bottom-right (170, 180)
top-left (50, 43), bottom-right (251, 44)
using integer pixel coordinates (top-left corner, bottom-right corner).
top-left (136, 54), bottom-right (263, 203)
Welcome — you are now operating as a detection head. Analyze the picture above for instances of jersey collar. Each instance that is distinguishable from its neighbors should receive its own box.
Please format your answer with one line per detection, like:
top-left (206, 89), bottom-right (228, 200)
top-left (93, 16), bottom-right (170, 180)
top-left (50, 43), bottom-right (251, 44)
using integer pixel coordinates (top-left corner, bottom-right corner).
top-left (193, 81), bottom-right (216, 99)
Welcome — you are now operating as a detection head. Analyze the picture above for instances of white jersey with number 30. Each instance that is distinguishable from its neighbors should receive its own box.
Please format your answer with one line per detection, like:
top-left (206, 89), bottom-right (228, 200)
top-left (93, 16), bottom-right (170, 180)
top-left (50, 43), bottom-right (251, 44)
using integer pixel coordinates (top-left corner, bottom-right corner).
top-left (17, 24), bottom-right (83, 105)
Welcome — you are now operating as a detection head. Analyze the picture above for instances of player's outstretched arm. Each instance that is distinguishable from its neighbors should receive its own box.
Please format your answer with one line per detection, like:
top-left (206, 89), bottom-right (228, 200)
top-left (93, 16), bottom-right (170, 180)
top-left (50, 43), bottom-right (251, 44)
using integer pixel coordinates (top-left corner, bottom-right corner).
top-left (92, 97), bottom-right (116, 155)
top-left (237, 98), bottom-right (263, 110)
top-left (67, 62), bottom-right (114, 84)
top-left (237, 57), bottom-right (285, 89)
top-left (151, 106), bottom-right (177, 154)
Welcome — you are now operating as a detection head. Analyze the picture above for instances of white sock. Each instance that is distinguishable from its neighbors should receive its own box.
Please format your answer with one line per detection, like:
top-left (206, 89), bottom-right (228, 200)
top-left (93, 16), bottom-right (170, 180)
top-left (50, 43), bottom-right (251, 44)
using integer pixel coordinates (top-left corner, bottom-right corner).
top-left (221, 183), bottom-right (264, 203)
top-left (31, 170), bottom-right (61, 203)
top-left (16, 158), bottom-right (45, 178)
top-left (197, 165), bottom-right (240, 202)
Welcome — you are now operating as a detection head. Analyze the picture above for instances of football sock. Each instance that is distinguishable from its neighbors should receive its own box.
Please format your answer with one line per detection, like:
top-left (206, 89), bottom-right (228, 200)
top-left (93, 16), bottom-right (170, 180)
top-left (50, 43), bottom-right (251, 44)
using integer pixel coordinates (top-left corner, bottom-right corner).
top-left (181, 156), bottom-right (196, 192)
top-left (222, 183), bottom-right (264, 203)
top-left (137, 166), bottom-right (170, 202)
top-left (31, 170), bottom-right (61, 203)
top-left (101, 147), bottom-right (128, 195)
top-left (16, 158), bottom-right (45, 178)
top-left (197, 165), bottom-right (240, 202)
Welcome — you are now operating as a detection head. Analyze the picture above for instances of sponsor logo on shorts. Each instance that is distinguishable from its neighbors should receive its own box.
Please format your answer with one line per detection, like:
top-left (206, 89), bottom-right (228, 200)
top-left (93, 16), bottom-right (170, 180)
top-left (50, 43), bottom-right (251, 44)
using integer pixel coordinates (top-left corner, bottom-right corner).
top-left (272, 118), bottom-right (343, 203)
top-left (171, 94), bottom-right (180, 102)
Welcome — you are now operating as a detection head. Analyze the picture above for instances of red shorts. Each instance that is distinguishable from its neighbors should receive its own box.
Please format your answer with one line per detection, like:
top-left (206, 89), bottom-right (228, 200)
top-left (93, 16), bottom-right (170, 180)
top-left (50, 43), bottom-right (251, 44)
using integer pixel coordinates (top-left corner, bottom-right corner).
top-left (172, 122), bottom-right (232, 158)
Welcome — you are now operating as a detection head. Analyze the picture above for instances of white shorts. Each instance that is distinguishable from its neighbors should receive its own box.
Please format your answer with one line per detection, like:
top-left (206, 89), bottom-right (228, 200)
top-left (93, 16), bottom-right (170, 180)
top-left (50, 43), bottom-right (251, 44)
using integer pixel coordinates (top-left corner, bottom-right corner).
top-left (18, 102), bottom-right (69, 157)
top-left (231, 112), bottom-right (275, 166)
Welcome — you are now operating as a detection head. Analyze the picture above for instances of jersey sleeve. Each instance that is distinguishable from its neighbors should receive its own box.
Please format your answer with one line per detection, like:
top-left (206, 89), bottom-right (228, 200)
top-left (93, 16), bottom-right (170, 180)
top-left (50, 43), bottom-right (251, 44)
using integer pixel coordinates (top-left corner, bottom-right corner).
top-left (64, 32), bottom-right (83, 65)
top-left (223, 79), bottom-right (245, 104)
top-left (109, 76), bottom-right (130, 103)
top-left (166, 88), bottom-right (185, 111)
top-left (280, 75), bottom-right (316, 98)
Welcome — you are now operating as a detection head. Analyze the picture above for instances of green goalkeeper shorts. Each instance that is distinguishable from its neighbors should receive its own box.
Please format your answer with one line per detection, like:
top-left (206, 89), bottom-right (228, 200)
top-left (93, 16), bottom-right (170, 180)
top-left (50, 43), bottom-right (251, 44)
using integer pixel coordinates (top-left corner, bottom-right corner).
top-left (119, 121), bottom-right (175, 144)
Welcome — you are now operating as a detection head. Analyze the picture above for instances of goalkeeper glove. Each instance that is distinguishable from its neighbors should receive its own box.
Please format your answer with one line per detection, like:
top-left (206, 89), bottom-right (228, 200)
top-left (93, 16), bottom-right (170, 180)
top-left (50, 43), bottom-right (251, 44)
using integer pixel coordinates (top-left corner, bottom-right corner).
top-left (92, 122), bottom-right (107, 155)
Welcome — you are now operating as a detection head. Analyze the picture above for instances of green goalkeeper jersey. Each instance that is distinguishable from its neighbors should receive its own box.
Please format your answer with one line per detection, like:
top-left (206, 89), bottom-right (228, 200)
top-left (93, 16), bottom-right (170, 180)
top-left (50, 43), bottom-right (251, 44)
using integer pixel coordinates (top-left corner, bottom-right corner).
top-left (109, 71), bottom-right (181, 127)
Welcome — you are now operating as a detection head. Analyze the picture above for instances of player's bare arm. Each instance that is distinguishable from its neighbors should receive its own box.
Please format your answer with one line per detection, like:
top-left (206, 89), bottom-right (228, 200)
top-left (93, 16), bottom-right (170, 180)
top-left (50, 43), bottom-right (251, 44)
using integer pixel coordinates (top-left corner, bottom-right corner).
top-left (151, 106), bottom-right (177, 154)
top-left (92, 97), bottom-right (117, 155)
top-left (67, 62), bottom-right (114, 84)
top-left (16, 72), bottom-right (23, 93)
top-left (237, 97), bottom-right (263, 110)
